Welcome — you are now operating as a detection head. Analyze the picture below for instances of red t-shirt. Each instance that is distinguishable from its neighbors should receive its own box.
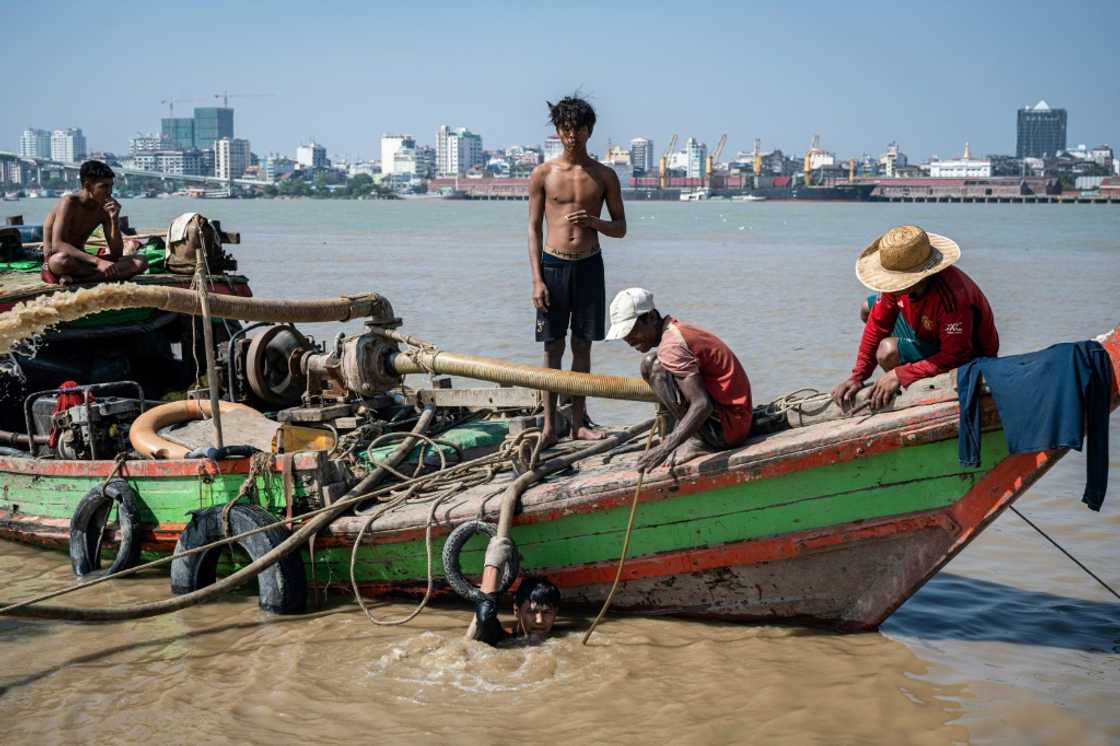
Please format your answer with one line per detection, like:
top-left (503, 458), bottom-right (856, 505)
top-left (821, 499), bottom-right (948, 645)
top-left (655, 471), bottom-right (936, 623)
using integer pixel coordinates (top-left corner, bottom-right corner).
top-left (852, 266), bottom-right (999, 388)
top-left (657, 317), bottom-right (753, 445)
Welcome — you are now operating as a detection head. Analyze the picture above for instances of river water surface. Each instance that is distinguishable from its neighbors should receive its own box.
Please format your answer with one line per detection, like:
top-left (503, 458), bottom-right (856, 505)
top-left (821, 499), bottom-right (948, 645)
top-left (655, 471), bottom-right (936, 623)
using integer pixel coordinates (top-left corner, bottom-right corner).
top-left (1, 198), bottom-right (1118, 744)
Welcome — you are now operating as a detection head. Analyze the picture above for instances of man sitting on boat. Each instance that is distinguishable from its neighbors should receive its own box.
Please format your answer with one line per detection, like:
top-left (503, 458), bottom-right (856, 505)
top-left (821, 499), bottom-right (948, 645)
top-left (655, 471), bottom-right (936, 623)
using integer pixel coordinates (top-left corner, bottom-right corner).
top-left (40, 160), bottom-right (148, 285)
top-left (472, 536), bottom-right (561, 646)
top-left (607, 288), bottom-right (753, 471)
top-left (831, 224), bottom-right (999, 410)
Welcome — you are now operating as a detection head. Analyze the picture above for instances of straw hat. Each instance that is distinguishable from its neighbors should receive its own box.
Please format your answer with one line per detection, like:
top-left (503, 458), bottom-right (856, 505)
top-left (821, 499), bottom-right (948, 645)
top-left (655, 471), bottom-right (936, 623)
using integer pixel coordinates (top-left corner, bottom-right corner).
top-left (855, 225), bottom-right (961, 293)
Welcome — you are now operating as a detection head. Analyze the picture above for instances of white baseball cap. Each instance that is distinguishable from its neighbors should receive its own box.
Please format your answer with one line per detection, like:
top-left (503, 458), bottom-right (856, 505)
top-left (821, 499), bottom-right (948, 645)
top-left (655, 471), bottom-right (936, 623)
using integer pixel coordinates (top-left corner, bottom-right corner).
top-left (605, 287), bottom-right (655, 340)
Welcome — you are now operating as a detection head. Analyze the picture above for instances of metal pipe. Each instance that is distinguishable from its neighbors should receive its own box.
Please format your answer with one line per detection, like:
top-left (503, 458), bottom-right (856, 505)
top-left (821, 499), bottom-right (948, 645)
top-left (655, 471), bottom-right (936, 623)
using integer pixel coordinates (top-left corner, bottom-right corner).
top-left (0, 429), bottom-right (47, 448)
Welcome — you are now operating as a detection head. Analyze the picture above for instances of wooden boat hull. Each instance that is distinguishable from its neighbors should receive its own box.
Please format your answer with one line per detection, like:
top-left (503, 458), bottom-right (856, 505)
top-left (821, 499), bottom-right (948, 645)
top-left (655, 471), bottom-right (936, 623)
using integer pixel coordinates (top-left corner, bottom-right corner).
top-left (1, 330), bottom-right (1116, 631)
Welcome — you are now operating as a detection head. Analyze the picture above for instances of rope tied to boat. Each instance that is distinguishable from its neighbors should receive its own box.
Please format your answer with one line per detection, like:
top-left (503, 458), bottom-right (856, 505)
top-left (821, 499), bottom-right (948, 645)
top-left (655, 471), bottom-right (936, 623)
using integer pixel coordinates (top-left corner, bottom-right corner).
top-left (1010, 506), bottom-right (1120, 602)
top-left (220, 452), bottom-right (275, 537)
top-left (582, 417), bottom-right (660, 645)
top-left (92, 452), bottom-right (131, 554)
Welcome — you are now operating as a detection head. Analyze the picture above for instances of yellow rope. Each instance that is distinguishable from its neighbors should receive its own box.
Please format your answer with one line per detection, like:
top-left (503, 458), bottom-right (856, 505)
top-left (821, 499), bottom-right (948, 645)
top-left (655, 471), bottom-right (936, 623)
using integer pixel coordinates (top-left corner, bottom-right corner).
top-left (582, 417), bottom-right (660, 645)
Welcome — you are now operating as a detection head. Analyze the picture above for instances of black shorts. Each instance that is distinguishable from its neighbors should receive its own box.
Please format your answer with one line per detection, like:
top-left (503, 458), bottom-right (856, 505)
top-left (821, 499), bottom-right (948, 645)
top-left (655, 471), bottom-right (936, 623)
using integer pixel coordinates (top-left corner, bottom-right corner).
top-left (535, 251), bottom-right (606, 342)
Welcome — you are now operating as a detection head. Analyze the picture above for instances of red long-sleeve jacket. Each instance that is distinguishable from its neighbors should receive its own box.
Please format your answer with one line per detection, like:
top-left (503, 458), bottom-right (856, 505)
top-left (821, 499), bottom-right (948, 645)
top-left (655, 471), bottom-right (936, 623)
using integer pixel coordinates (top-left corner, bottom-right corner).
top-left (851, 266), bottom-right (999, 389)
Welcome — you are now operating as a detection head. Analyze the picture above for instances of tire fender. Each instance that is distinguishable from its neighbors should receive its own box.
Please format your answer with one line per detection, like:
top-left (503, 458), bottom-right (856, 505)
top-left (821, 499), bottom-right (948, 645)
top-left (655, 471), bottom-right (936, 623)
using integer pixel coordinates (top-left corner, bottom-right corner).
top-left (69, 478), bottom-right (143, 577)
top-left (441, 520), bottom-right (519, 603)
top-left (170, 503), bottom-right (306, 615)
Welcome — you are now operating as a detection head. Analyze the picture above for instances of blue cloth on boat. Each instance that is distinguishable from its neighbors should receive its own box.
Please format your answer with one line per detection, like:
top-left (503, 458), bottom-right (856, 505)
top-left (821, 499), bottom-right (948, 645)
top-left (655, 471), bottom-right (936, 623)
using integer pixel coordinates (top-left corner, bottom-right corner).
top-left (957, 341), bottom-right (1113, 511)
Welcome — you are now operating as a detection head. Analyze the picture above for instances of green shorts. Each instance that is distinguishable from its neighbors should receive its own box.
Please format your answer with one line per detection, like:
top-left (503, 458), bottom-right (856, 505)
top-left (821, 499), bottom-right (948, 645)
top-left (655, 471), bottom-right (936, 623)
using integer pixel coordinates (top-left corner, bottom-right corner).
top-left (867, 294), bottom-right (939, 363)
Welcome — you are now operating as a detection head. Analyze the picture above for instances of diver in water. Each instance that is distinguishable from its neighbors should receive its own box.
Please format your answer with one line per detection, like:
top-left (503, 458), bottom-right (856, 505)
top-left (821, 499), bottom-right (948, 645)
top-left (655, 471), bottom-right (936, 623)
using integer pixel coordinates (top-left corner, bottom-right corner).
top-left (470, 536), bottom-right (560, 646)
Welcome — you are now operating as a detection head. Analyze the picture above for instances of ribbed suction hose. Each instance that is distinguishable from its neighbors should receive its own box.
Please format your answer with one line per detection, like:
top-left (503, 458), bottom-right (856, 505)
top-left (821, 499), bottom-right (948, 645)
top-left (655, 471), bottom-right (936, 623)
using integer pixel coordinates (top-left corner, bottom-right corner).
top-left (384, 332), bottom-right (655, 403)
top-left (0, 283), bottom-right (391, 354)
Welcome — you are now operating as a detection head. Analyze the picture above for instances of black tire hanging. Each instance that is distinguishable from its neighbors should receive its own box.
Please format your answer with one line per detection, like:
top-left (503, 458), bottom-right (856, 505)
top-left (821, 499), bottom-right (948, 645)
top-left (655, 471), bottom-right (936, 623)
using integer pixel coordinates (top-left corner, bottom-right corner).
top-left (441, 520), bottom-right (519, 603)
top-left (170, 503), bottom-right (306, 615)
top-left (69, 478), bottom-right (144, 577)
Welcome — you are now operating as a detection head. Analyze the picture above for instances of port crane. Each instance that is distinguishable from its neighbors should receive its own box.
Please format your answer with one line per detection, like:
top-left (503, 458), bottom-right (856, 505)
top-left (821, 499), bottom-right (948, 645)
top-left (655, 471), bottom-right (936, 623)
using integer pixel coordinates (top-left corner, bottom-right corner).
top-left (752, 138), bottom-right (763, 184)
top-left (803, 134), bottom-right (821, 186)
top-left (658, 133), bottom-right (678, 190)
top-left (704, 133), bottom-right (727, 188)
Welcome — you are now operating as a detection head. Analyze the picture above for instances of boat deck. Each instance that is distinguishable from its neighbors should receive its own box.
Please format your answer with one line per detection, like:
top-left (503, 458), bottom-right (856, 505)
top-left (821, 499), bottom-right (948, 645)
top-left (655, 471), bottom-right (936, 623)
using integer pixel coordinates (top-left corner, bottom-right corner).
top-left (329, 397), bottom-right (970, 540)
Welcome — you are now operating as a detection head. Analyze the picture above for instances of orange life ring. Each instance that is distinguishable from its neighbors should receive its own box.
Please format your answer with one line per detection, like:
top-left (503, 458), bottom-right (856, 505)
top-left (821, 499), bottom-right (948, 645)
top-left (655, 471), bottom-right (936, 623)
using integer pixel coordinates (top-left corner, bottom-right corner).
top-left (129, 400), bottom-right (261, 459)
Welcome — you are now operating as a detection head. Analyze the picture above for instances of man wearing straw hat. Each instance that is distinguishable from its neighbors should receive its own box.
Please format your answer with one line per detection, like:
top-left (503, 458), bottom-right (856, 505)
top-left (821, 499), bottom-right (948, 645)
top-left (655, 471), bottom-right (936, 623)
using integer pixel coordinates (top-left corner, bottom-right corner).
top-left (831, 224), bottom-right (999, 410)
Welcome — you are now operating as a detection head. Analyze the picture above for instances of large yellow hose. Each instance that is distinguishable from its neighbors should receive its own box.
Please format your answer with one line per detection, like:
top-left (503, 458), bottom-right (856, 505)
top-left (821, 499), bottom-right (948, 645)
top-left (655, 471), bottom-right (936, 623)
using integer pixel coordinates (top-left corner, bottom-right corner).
top-left (390, 348), bottom-right (656, 402)
top-left (0, 283), bottom-right (389, 354)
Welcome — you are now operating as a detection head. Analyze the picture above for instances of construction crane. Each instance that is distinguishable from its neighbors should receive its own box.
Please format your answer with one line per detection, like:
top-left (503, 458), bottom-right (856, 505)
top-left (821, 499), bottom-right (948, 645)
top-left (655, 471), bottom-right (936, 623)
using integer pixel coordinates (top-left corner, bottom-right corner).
top-left (160, 97), bottom-right (195, 118)
top-left (213, 91), bottom-right (276, 107)
top-left (803, 134), bottom-right (820, 186)
top-left (658, 134), bottom-right (678, 191)
top-left (704, 133), bottom-right (727, 187)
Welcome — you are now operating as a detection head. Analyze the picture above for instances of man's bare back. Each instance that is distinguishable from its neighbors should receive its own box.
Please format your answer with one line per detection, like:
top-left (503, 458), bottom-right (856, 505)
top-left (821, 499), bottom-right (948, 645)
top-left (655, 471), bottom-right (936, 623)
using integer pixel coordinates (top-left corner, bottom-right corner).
top-left (41, 161), bottom-right (146, 285)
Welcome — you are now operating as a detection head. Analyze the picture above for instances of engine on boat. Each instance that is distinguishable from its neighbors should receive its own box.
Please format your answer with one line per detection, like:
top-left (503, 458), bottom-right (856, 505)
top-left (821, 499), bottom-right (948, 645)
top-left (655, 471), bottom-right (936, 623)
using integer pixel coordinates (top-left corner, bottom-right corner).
top-left (31, 393), bottom-right (144, 461)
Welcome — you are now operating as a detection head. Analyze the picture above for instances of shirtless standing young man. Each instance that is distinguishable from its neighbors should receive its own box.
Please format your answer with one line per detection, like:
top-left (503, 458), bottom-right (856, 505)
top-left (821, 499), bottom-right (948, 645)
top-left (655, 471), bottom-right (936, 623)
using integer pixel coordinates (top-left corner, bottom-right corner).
top-left (41, 160), bottom-right (147, 285)
top-left (528, 96), bottom-right (626, 445)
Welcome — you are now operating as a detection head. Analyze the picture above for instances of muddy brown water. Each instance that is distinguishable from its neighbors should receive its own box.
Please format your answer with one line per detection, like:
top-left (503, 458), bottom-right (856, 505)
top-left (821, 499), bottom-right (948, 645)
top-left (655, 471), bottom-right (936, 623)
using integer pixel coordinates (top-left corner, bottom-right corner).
top-left (1, 198), bottom-right (1117, 744)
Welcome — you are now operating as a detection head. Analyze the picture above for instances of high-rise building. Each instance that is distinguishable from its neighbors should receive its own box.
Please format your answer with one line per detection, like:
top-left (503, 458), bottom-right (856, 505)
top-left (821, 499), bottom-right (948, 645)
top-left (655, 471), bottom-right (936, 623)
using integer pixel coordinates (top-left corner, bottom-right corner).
top-left (215, 138), bottom-right (251, 179)
top-left (436, 125), bottom-right (483, 175)
top-left (161, 118), bottom-right (196, 150)
top-left (20, 128), bottom-right (52, 159)
top-left (129, 133), bottom-right (167, 155)
top-left (1017, 100), bottom-right (1067, 158)
top-left (296, 142), bottom-right (327, 169)
top-left (193, 107), bottom-right (234, 150)
top-left (131, 149), bottom-right (204, 176)
top-left (380, 134), bottom-right (416, 176)
top-left (629, 137), bottom-right (654, 174)
top-left (414, 146), bottom-right (437, 179)
top-left (436, 125), bottom-right (450, 176)
top-left (50, 128), bottom-right (87, 163)
top-left (685, 137), bottom-right (707, 179)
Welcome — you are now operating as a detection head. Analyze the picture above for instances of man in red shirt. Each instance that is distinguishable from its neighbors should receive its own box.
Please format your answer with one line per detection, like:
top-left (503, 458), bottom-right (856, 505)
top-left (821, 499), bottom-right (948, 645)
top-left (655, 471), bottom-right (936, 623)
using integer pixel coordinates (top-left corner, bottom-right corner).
top-left (832, 224), bottom-right (999, 410)
top-left (607, 288), bottom-right (753, 472)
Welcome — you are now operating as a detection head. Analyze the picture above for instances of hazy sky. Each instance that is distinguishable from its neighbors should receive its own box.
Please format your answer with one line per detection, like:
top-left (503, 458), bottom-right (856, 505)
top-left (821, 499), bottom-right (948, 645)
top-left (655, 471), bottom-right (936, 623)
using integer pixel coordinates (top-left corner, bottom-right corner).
top-left (3, 0), bottom-right (1117, 162)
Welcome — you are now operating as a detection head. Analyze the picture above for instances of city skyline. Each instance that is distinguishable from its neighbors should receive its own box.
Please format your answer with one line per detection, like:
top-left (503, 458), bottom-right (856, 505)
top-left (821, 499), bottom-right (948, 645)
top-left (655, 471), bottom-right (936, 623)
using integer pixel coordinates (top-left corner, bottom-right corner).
top-left (2, 0), bottom-right (1117, 161)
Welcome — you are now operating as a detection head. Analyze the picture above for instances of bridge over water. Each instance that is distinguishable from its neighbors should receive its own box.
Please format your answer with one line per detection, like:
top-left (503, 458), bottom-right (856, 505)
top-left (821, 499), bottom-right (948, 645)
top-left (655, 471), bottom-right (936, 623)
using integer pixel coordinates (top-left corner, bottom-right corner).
top-left (0, 151), bottom-right (271, 188)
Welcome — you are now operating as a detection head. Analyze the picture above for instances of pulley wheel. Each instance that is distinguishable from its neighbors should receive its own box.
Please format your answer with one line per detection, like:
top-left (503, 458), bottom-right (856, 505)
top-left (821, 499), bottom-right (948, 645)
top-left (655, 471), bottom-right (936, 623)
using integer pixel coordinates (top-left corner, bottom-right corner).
top-left (246, 325), bottom-right (308, 407)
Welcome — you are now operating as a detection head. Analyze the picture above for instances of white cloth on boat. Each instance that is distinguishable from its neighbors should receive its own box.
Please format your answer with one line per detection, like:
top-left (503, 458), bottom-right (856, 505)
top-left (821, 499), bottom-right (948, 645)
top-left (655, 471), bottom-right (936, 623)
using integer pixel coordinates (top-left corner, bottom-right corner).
top-left (167, 212), bottom-right (202, 244)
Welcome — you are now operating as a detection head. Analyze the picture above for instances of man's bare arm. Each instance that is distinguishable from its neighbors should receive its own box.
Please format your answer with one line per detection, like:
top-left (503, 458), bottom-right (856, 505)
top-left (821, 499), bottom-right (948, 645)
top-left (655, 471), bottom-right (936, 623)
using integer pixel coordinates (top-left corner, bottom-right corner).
top-left (594, 168), bottom-right (627, 238)
top-left (527, 167), bottom-right (549, 311)
top-left (101, 198), bottom-right (124, 260)
top-left (49, 198), bottom-right (100, 267)
top-left (638, 373), bottom-right (713, 472)
top-left (566, 167), bottom-right (626, 238)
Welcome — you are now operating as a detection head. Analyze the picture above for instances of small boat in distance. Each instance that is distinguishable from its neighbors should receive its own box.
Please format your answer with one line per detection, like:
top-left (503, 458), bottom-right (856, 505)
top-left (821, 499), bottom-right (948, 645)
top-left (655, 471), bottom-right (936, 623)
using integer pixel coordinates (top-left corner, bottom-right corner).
top-left (679, 188), bottom-right (711, 201)
top-left (732, 194), bottom-right (767, 202)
